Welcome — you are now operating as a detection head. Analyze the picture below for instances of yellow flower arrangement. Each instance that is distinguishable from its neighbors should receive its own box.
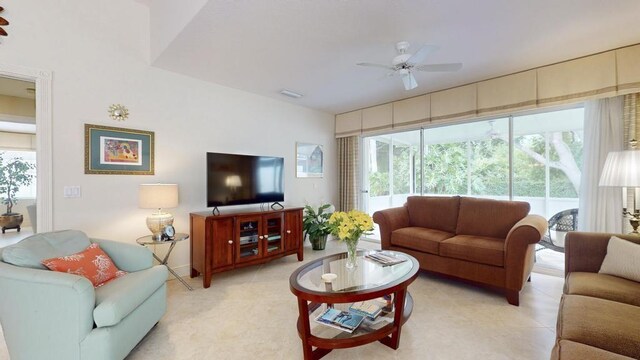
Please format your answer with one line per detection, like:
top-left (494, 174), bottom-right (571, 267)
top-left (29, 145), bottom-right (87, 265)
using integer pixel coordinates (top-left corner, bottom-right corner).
top-left (327, 210), bottom-right (374, 243)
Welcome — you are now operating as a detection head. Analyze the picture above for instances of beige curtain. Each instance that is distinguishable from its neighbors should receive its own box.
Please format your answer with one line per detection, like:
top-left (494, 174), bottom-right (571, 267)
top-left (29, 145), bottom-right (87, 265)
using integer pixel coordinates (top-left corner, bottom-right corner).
top-left (623, 93), bottom-right (640, 148)
top-left (337, 136), bottom-right (359, 211)
top-left (622, 93), bottom-right (640, 232)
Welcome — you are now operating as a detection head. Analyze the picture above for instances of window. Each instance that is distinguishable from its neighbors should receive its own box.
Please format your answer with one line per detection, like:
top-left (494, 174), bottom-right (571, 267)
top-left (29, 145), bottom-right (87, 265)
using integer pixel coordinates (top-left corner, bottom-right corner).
top-left (423, 119), bottom-right (509, 199)
top-left (1, 150), bottom-right (37, 199)
top-left (513, 108), bottom-right (584, 218)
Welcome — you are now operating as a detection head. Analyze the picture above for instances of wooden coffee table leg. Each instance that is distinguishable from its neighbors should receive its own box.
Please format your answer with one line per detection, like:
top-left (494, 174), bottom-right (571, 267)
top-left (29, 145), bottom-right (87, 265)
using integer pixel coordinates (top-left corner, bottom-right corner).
top-left (380, 289), bottom-right (406, 350)
top-left (297, 298), bottom-right (314, 359)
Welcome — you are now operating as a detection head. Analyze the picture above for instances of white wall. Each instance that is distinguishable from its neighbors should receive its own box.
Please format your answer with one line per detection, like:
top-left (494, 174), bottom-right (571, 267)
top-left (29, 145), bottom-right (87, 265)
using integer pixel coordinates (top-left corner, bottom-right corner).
top-left (1, 0), bottom-right (337, 274)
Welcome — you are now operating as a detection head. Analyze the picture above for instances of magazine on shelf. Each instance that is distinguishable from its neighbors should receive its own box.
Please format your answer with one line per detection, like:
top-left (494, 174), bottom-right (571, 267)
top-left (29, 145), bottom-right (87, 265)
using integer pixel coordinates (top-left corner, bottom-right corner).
top-left (314, 308), bottom-right (365, 333)
top-left (365, 251), bottom-right (407, 266)
top-left (349, 300), bottom-right (383, 320)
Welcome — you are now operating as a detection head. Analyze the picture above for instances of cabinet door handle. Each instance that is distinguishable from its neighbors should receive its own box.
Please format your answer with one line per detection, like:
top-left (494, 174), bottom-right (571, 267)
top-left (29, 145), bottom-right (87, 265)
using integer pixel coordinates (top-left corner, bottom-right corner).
top-left (259, 235), bottom-right (264, 239)
top-left (228, 240), bottom-right (233, 244)
top-left (286, 230), bottom-right (291, 234)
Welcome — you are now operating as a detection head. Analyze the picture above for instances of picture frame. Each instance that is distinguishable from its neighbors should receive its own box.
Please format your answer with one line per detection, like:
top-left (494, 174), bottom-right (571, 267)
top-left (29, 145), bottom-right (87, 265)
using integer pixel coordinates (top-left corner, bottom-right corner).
top-left (85, 124), bottom-right (154, 175)
top-left (296, 142), bottom-right (323, 178)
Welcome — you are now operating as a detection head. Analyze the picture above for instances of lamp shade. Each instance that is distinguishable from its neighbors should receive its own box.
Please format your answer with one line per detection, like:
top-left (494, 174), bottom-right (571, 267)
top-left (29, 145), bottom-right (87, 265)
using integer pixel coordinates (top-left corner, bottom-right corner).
top-left (599, 150), bottom-right (640, 187)
top-left (139, 184), bottom-right (179, 209)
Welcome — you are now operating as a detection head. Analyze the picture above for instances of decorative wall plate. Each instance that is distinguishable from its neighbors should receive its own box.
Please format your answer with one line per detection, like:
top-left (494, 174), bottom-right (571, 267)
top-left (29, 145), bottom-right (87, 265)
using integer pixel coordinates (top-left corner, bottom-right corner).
top-left (108, 104), bottom-right (129, 121)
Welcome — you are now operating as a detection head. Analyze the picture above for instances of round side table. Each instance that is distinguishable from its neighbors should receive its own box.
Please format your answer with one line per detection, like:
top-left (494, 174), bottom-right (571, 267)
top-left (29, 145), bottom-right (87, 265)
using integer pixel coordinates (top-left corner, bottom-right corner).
top-left (136, 233), bottom-right (193, 291)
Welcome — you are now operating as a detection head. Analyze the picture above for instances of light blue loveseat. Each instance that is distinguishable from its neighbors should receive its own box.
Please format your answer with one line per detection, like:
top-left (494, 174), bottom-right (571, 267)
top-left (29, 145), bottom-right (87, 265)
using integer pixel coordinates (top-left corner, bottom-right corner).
top-left (0, 230), bottom-right (168, 360)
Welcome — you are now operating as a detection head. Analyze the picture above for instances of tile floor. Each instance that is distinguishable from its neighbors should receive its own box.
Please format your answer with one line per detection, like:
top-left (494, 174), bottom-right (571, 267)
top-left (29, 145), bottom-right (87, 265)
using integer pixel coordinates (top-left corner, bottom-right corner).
top-left (0, 239), bottom-right (564, 360)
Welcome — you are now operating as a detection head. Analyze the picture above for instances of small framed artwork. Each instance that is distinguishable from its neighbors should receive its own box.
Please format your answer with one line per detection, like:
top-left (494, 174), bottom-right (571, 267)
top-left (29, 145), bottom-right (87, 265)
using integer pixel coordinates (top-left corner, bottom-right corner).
top-left (296, 142), bottom-right (323, 178)
top-left (85, 124), bottom-right (154, 175)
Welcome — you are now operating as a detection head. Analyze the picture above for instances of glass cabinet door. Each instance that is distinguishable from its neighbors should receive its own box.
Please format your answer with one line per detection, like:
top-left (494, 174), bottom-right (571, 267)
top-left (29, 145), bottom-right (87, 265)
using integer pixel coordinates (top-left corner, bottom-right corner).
top-left (263, 213), bottom-right (283, 255)
top-left (236, 216), bottom-right (262, 262)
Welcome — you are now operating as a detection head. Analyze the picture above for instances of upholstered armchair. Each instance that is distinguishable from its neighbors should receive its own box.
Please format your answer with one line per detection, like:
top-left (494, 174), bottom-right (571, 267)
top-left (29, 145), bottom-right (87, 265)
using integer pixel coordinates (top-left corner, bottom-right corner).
top-left (0, 230), bottom-right (168, 360)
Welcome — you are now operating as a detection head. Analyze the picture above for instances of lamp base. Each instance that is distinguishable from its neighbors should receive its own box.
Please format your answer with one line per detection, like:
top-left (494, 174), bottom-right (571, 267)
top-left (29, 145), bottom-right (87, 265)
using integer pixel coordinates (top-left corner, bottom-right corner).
top-left (629, 217), bottom-right (640, 234)
top-left (146, 212), bottom-right (174, 240)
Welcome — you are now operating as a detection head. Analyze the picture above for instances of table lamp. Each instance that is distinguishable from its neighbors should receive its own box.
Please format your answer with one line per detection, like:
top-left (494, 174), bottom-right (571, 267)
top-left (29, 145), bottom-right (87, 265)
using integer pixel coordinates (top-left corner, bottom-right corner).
top-left (139, 184), bottom-right (179, 240)
top-left (599, 146), bottom-right (640, 233)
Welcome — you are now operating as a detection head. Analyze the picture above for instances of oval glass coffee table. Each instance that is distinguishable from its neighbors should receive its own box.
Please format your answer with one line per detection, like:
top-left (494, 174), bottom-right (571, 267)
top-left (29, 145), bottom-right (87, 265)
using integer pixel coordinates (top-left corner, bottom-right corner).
top-left (289, 250), bottom-right (419, 360)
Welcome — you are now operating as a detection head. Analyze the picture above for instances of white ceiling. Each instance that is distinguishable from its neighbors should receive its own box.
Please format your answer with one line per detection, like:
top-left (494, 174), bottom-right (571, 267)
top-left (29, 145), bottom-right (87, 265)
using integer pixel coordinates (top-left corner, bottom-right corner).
top-left (147, 0), bottom-right (640, 115)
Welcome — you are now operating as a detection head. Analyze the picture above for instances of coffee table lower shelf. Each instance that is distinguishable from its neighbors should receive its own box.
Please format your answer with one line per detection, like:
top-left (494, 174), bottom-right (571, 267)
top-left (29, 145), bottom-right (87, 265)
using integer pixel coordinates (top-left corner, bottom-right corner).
top-left (296, 292), bottom-right (413, 359)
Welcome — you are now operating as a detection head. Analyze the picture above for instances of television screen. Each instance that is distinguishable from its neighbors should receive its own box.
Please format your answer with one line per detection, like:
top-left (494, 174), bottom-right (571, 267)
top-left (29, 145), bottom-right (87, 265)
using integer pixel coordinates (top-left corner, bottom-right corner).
top-left (207, 152), bottom-right (284, 207)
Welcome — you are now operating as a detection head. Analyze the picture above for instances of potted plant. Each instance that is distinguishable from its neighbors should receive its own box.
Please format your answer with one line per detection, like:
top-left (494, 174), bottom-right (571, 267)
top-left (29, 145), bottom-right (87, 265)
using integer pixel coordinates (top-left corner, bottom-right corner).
top-left (0, 153), bottom-right (35, 233)
top-left (303, 204), bottom-right (333, 250)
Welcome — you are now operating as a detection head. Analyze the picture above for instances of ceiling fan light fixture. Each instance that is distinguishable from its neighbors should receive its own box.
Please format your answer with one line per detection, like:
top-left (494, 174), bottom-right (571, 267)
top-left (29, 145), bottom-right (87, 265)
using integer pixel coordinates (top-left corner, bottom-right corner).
top-left (279, 89), bottom-right (303, 99)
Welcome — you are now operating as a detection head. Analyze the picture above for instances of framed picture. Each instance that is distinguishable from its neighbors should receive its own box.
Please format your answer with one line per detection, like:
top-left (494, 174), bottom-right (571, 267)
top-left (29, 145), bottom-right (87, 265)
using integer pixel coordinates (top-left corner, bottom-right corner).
top-left (296, 142), bottom-right (323, 178)
top-left (85, 124), bottom-right (154, 175)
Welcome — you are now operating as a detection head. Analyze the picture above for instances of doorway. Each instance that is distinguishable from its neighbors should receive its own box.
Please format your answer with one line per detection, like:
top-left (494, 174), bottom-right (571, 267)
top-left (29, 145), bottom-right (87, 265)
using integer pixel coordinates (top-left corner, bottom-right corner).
top-left (0, 65), bottom-right (53, 244)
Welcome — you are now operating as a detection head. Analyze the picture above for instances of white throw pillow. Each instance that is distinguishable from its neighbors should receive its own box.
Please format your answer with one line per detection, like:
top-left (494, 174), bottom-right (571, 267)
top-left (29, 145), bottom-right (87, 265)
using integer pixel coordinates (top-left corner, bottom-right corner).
top-left (599, 236), bottom-right (640, 283)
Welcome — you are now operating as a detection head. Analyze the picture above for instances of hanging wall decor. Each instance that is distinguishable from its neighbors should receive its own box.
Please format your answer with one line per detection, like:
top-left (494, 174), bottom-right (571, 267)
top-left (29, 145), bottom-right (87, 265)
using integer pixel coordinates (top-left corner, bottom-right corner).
top-left (0, 6), bottom-right (9, 37)
top-left (85, 124), bottom-right (154, 175)
top-left (108, 104), bottom-right (129, 121)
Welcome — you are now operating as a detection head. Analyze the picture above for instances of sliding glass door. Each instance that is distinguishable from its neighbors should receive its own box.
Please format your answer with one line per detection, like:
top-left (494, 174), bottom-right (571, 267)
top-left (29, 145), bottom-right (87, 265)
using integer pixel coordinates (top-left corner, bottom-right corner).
top-left (423, 119), bottom-right (509, 198)
top-left (362, 130), bottom-right (420, 238)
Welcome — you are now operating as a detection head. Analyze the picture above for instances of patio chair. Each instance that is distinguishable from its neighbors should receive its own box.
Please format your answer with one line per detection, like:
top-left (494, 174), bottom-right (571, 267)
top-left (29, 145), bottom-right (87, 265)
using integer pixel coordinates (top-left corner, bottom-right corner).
top-left (537, 208), bottom-right (578, 253)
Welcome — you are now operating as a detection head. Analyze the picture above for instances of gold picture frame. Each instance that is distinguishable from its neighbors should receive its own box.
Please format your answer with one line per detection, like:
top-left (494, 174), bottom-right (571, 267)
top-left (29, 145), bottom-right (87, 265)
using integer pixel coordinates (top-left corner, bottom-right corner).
top-left (84, 124), bottom-right (154, 175)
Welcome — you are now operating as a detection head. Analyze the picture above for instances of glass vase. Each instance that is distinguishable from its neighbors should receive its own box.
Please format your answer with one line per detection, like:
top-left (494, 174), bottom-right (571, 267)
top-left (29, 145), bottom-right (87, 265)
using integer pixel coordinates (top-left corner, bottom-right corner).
top-left (345, 238), bottom-right (359, 269)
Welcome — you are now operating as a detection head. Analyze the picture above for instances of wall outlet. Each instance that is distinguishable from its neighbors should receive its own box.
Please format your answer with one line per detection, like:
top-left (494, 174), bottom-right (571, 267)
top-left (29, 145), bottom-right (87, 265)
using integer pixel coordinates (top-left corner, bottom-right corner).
top-left (63, 186), bottom-right (81, 198)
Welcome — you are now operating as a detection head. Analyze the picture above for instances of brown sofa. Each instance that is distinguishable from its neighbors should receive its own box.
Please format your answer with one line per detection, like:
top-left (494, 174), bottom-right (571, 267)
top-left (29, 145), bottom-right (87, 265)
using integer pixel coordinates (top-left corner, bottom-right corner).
top-left (373, 195), bottom-right (547, 305)
top-left (551, 232), bottom-right (640, 360)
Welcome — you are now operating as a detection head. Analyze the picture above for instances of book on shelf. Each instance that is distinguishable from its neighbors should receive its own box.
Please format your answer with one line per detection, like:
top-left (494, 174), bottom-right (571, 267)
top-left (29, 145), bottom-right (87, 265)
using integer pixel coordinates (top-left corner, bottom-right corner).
top-left (314, 308), bottom-right (365, 333)
top-left (349, 300), bottom-right (382, 320)
top-left (365, 251), bottom-right (407, 266)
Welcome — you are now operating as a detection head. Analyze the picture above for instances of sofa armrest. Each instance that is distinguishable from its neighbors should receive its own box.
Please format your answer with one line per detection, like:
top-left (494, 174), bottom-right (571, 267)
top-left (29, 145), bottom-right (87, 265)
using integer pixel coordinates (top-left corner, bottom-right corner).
top-left (0, 261), bottom-right (95, 359)
top-left (91, 238), bottom-right (153, 272)
top-left (373, 206), bottom-right (410, 249)
top-left (504, 214), bottom-right (547, 290)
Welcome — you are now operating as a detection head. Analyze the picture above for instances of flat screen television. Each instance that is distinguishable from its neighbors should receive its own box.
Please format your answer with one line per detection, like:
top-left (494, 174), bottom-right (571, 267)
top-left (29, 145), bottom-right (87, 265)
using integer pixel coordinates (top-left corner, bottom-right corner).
top-left (207, 152), bottom-right (284, 208)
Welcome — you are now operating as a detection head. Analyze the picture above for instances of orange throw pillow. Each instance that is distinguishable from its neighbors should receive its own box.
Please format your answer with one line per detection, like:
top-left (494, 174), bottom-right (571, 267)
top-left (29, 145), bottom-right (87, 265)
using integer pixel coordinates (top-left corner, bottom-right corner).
top-left (42, 243), bottom-right (127, 287)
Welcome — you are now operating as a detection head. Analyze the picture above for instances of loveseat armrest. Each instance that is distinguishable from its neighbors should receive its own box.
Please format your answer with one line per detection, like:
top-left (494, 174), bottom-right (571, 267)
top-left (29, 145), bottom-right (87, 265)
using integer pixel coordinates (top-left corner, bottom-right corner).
top-left (504, 214), bottom-right (547, 292)
top-left (91, 238), bottom-right (153, 272)
top-left (373, 206), bottom-right (410, 249)
top-left (505, 214), bottom-right (548, 248)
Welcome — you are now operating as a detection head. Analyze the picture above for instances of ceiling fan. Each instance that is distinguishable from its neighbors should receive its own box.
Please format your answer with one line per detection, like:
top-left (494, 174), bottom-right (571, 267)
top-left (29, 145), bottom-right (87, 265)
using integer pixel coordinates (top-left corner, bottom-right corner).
top-left (357, 41), bottom-right (462, 90)
top-left (0, 6), bottom-right (7, 37)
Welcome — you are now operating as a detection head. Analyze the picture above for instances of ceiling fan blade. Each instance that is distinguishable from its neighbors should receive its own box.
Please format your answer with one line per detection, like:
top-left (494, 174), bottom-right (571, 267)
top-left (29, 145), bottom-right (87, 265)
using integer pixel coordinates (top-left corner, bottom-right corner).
top-left (357, 62), bottom-right (395, 70)
top-left (402, 73), bottom-right (418, 90)
top-left (406, 45), bottom-right (438, 65)
top-left (0, 7), bottom-right (4, 12)
top-left (0, 17), bottom-right (8, 26)
top-left (415, 63), bottom-right (463, 72)
top-left (0, 27), bottom-right (6, 37)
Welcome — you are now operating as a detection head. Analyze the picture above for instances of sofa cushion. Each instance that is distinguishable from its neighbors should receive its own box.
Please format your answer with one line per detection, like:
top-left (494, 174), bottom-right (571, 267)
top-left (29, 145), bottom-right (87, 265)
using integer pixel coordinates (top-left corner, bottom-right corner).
top-left (440, 235), bottom-right (504, 267)
top-left (42, 243), bottom-right (127, 287)
top-left (390, 227), bottom-right (454, 255)
top-left (406, 196), bottom-right (460, 233)
top-left (599, 236), bottom-right (640, 283)
top-left (564, 272), bottom-right (640, 307)
top-left (455, 197), bottom-right (530, 238)
top-left (558, 295), bottom-right (640, 359)
top-left (1, 230), bottom-right (91, 269)
top-left (93, 265), bottom-right (168, 328)
top-left (552, 340), bottom-right (635, 360)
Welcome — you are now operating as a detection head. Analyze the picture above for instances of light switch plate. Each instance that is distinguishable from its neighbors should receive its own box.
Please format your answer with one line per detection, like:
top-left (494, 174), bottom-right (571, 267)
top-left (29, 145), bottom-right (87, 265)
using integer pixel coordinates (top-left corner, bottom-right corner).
top-left (63, 186), bottom-right (81, 198)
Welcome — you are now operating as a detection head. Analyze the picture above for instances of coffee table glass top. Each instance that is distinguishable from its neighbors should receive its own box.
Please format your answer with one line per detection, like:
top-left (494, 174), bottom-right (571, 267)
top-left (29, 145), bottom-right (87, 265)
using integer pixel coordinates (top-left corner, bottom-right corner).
top-left (293, 250), bottom-right (415, 294)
